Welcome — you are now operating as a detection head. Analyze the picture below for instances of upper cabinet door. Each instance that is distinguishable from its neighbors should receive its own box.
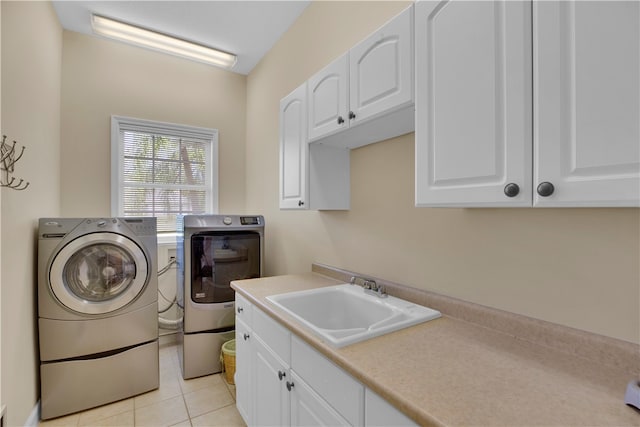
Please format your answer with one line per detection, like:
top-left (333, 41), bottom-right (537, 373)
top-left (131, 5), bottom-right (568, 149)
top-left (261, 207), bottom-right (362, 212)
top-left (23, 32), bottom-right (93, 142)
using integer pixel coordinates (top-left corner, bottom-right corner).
top-left (534, 1), bottom-right (640, 207)
top-left (349, 6), bottom-right (414, 125)
top-left (308, 53), bottom-right (349, 142)
top-left (415, 0), bottom-right (533, 207)
top-left (279, 84), bottom-right (308, 210)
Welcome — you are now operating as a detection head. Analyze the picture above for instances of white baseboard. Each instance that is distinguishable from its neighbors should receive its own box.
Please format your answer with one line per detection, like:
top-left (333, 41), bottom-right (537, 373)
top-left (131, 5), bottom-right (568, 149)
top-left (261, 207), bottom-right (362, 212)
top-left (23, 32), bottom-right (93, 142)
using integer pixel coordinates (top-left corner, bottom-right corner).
top-left (24, 401), bottom-right (39, 427)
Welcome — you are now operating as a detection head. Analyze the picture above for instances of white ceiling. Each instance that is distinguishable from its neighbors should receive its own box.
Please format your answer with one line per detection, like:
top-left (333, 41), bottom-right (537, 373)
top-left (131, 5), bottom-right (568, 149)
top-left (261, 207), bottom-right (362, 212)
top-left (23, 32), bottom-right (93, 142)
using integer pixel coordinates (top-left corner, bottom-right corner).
top-left (51, 1), bottom-right (311, 75)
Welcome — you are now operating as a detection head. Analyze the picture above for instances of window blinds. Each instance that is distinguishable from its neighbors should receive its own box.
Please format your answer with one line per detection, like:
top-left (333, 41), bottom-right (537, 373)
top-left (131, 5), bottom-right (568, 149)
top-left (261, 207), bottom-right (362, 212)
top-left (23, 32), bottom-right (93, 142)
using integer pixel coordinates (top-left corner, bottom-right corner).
top-left (113, 117), bottom-right (217, 233)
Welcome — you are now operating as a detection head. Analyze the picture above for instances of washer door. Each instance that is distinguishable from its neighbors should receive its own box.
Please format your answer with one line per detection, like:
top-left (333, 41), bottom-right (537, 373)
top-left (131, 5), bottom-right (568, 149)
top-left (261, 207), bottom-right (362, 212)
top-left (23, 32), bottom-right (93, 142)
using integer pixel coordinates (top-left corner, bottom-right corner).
top-left (49, 232), bottom-right (149, 315)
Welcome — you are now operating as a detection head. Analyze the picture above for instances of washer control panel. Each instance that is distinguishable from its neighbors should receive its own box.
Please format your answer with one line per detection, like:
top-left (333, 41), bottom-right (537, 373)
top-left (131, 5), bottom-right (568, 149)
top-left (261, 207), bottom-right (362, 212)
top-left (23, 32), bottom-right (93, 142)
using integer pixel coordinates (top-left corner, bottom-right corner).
top-left (121, 218), bottom-right (157, 236)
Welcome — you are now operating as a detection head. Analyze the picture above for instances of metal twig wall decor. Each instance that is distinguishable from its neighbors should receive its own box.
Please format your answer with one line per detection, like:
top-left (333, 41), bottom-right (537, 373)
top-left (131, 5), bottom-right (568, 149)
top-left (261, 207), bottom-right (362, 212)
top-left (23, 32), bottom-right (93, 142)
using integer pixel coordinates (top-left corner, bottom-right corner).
top-left (1, 135), bottom-right (29, 190)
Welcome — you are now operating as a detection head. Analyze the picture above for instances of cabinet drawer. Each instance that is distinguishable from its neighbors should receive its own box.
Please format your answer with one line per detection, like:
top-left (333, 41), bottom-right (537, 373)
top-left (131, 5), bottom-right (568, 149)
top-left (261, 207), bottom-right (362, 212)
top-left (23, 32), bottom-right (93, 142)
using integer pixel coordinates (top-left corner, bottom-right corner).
top-left (235, 293), bottom-right (253, 328)
top-left (291, 336), bottom-right (364, 426)
top-left (253, 307), bottom-right (291, 365)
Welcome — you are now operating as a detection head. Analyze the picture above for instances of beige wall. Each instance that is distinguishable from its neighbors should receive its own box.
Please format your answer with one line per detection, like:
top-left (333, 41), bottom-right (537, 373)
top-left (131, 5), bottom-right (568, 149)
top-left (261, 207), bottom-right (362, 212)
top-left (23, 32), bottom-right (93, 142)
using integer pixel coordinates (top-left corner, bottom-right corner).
top-left (1, 1), bottom-right (62, 425)
top-left (246, 1), bottom-right (640, 345)
top-left (60, 31), bottom-right (247, 217)
top-left (0, 0), bottom-right (3, 411)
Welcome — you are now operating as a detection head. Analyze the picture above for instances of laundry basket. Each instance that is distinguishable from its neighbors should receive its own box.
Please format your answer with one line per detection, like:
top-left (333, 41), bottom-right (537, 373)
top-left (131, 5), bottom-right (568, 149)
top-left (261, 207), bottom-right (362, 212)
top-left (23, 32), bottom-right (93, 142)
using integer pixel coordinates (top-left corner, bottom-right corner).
top-left (221, 339), bottom-right (236, 385)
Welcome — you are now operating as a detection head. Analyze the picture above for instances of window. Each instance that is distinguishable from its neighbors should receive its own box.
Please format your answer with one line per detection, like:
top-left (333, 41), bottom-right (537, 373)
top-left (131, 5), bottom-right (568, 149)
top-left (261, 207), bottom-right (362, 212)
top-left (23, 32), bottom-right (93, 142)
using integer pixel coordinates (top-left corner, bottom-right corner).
top-left (111, 115), bottom-right (218, 233)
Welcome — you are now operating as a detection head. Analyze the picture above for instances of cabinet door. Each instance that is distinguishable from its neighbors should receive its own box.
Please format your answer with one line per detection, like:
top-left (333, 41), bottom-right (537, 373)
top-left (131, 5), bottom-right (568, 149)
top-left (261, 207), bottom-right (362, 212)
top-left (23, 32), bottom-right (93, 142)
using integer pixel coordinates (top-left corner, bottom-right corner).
top-left (252, 336), bottom-right (290, 427)
top-left (235, 318), bottom-right (252, 425)
top-left (365, 388), bottom-right (418, 427)
top-left (308, 53), bottom-right (349, 141)
top-left (291, 336), bottom-right (364, 426)
top-left (534, 1), bottom-right (640, 207)
top-left (280, 84), bottom-right (308, 209)
top-left (350, 5), bottom-right (414, 125)
top-left (289, 371), bottom-right (351, 427)
top-left (415, 0), bottom-right (532, 207)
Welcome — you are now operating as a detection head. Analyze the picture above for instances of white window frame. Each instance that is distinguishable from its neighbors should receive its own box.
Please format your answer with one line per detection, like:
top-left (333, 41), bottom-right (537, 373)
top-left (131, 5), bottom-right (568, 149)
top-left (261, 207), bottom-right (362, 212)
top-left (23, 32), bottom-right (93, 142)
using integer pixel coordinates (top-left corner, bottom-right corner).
top-left (111, 115), bottom-right (219, 232)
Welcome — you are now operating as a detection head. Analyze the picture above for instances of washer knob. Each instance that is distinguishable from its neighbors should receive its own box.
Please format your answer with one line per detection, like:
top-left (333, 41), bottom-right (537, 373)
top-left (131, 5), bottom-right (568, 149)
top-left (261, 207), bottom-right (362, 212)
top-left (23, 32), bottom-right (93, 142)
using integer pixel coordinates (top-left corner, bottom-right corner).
top-left (223, 217), bottom-right (232, 225)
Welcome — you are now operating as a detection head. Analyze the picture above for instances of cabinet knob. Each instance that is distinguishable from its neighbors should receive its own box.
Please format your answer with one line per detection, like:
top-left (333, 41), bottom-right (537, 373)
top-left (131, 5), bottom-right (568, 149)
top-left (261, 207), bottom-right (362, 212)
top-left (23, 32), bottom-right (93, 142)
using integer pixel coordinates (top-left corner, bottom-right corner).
top-left (349, 111), bottom-right (356, 120)
top-left (503, 183), bottom-right (520, 198)
top-left (243, 333), bottom-right (250, 341)
top-left (537, 182), bottom-right (555, 197)
top-left (286, 381), bottom-right (295, 391)
top-left (298, 200), bottom-right (304, 207)
top-left (337, 116), bottom-right (345, 125)
top-left (278, 370), bottom-right (286, 381)
top-left (237, 307), bottom-right (243, 314)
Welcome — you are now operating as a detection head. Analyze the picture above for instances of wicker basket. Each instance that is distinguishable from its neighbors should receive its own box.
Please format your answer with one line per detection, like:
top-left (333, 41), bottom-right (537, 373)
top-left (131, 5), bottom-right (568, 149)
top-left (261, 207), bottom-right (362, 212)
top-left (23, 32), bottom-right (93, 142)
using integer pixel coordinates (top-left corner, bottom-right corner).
top-left (221, 339), bottom-right (236, 385)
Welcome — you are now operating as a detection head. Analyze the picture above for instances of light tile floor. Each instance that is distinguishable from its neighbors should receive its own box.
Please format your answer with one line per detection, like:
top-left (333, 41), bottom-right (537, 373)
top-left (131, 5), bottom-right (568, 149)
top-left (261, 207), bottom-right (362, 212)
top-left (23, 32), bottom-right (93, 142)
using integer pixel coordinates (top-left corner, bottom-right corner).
top-left (38, 342), bottom-right (245, 427)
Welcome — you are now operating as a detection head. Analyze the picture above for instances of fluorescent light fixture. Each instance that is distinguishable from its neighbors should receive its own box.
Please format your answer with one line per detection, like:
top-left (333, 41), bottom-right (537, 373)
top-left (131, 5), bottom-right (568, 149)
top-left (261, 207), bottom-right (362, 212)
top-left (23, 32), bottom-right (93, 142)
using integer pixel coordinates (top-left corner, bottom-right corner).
top-left (91, 14), bottom-right (237, 69)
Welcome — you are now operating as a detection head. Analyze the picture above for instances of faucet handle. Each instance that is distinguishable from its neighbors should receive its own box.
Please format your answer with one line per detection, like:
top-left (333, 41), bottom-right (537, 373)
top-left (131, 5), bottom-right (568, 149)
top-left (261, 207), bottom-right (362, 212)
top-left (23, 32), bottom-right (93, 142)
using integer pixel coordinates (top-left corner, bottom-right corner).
top-left (350, 276), bottom-right (387, 297)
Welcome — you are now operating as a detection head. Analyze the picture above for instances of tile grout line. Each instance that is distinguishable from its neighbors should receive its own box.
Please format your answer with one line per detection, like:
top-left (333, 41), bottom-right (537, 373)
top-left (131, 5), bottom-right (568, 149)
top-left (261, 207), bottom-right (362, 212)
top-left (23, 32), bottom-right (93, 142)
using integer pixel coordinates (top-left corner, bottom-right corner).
top-left (180, 376), bottom-right (192, 426)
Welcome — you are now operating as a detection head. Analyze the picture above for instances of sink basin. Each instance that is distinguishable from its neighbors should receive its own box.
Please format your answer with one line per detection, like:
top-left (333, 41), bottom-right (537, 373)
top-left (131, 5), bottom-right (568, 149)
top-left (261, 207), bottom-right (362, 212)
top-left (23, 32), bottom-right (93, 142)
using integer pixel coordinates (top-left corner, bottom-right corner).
top-left (266, 284), bottom-right (441, 347)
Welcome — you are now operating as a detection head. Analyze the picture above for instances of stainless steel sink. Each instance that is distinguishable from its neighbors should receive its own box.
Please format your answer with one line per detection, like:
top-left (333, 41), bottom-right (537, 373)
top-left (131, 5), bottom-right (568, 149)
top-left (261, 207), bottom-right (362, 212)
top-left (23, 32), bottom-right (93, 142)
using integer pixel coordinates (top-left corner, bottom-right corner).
top-left (267, 284), bottom-right (441, 347)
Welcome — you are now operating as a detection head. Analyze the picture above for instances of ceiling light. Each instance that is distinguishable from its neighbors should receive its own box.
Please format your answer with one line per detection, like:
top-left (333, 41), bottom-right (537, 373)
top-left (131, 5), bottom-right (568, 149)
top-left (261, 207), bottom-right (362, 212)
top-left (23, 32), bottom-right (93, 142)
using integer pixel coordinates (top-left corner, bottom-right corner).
top-left (91, 14), bottom-right (237, 69)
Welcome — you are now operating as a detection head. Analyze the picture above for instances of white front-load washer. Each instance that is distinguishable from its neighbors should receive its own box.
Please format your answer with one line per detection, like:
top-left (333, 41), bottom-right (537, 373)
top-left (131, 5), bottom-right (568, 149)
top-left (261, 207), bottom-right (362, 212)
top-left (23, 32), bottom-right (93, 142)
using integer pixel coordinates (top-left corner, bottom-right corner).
top-left (38, 217), bottom-right (159, 420)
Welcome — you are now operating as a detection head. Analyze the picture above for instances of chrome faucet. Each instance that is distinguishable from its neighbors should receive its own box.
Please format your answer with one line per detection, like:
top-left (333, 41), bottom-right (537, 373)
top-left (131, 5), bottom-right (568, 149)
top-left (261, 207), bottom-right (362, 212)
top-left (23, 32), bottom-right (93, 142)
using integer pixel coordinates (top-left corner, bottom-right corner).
top-left (350, 276), bottom-right (387, 298)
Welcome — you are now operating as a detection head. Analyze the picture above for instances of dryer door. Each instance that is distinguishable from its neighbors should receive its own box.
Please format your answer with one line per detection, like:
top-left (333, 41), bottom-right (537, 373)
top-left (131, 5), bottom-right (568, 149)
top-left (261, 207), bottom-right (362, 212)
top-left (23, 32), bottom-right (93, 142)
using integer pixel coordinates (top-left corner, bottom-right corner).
top-left (49, 232), bottom-right (149, 315)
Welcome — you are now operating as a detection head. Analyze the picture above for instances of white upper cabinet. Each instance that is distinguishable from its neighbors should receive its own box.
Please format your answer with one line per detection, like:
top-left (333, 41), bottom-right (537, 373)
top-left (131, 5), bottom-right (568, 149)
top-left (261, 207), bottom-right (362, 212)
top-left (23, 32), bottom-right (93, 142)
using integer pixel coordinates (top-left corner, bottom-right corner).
top-left (279, 83), bottom-right (350, 211)
top-left (308, 5), bottom-right (415, 148)
top-left (307, 53), bottom-right (350, 142)
top-left (280, 5), bottom-right (415, 211)
top-left (415, 0), bottom-right (532, 207)
top-left (279, 84), bottom-right (308, 210)
top-left (349, 5), bottom-right (414, 125)
top-left (416, 0), bottom-right (639, 208)
top-left (533, 0), bottom-right (640, 207)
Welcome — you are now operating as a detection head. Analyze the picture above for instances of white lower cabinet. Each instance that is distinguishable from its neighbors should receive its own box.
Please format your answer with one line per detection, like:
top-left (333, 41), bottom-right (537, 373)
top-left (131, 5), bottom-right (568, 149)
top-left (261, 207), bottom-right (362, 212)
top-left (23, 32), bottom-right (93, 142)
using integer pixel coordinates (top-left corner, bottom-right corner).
top-left (291, 336), bottom-right (363, 426)
top-left (253, 335), bottom-right (291, 426)
top-left (235, 296), bottom-right (418, 426)
top-left (234, 294), bottom-right (253, 424)
top-left (290, 370), bottom-right (350, 426)
top-left (235, 317), bottom-right (252, 424)
top-left (365, 389), bottom-right (417, 427)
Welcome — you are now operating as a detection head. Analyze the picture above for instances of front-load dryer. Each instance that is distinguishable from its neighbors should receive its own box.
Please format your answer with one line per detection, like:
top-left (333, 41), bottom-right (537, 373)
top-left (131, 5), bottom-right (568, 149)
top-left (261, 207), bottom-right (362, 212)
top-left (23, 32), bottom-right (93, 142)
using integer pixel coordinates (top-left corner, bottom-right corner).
top-left (38, 217), bottom-right (159, 420)
top-left (177, 215), bottom-right (264, 379)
